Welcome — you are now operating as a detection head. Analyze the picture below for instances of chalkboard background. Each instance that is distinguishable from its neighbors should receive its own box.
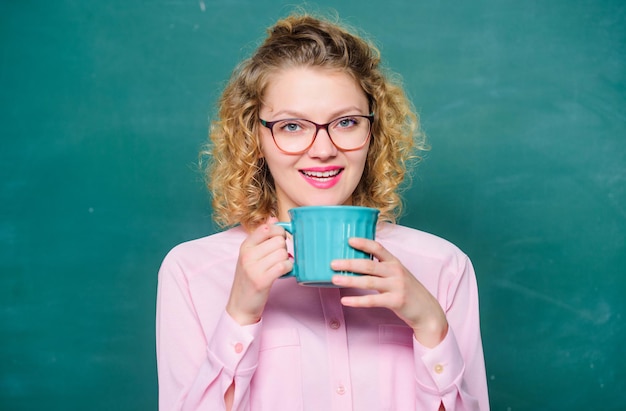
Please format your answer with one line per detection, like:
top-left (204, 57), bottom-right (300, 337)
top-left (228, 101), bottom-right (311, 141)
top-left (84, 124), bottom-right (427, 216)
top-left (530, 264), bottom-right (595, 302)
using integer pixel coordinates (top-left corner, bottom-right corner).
top-left (1, 1), bottom-right (624, 410)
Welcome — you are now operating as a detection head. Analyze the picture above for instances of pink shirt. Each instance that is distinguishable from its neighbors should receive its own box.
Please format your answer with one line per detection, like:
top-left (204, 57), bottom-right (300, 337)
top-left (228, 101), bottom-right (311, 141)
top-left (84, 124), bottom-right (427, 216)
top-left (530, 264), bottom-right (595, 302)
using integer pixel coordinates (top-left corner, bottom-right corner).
top-left (156, 223), bottom-right (489, 410)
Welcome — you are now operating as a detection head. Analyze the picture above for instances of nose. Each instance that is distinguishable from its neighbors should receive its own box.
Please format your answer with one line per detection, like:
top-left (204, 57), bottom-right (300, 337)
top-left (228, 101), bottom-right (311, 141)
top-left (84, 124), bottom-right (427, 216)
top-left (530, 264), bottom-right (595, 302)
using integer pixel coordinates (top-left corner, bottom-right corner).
top-left (307, 127), bottom-right (337, 159)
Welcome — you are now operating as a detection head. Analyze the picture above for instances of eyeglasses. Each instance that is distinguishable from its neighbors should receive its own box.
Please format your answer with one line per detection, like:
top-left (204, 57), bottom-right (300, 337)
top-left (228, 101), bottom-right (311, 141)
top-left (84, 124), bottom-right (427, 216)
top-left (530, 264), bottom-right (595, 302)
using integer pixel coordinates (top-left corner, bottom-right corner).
top-left (260, 114), bottom-right (374, 154)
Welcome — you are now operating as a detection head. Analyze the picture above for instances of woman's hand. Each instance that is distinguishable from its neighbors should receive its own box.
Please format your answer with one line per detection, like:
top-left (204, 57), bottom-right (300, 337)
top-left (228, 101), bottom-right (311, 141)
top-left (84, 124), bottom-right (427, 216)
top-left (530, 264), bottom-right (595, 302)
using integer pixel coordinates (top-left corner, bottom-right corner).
top-left (226, 219), bottom-right (292, 326)
top-left (330, 237), bottom-right (448, 348)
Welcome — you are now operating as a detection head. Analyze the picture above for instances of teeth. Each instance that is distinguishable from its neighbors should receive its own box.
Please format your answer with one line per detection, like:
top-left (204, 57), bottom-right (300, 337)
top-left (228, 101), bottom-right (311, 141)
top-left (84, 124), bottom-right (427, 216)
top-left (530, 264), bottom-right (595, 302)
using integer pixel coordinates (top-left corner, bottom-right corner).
top-left (302, 169), bottom-right (341, 179)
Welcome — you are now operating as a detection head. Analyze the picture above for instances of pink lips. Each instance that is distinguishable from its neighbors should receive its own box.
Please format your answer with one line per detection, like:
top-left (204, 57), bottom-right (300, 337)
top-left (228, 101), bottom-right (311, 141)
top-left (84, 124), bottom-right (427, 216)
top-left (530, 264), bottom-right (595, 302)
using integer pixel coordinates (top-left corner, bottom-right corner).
top-left (299, 166), bottom-right (344, 189)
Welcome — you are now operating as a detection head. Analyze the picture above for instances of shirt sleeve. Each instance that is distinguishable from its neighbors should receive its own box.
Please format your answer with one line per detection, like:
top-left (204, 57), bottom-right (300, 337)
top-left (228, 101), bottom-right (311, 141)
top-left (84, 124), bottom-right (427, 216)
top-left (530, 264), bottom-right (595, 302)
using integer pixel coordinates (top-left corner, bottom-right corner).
top-left (411, 255), bottom-right (489, 411)
top-left (156, 255), bottom-right (262, 411)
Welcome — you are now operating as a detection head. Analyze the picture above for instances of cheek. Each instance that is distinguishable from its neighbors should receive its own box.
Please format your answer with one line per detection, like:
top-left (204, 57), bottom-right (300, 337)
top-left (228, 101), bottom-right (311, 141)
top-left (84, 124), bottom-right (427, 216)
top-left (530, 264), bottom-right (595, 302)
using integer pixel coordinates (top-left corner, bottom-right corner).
top-left (350, 151), bottom-right (370, 186)
top-left (352, 148), bottom-right (370, 173)
top-left (261, 144), bottom-right (293, 173)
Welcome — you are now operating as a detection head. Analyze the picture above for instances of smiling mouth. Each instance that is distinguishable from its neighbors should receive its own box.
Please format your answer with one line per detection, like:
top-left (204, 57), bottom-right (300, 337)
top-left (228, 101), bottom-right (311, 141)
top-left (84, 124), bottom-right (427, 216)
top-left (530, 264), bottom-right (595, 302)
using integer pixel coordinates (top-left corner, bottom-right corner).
top-left (300, 169), bottom-right (343, 181)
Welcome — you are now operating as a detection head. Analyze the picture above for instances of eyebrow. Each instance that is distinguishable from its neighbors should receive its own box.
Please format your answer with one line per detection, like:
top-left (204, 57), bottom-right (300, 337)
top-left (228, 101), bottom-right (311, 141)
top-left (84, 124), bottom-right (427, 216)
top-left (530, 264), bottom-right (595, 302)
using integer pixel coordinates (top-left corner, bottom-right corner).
top-left (263, 106), bottom-right (368, 121)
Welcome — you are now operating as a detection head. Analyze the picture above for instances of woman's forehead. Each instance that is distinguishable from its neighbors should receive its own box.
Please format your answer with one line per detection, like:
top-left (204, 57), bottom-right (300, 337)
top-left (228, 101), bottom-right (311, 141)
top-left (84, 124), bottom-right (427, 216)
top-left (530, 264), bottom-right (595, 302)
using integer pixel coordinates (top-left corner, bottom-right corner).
top-left (260, 66), bottom-right (369, 119)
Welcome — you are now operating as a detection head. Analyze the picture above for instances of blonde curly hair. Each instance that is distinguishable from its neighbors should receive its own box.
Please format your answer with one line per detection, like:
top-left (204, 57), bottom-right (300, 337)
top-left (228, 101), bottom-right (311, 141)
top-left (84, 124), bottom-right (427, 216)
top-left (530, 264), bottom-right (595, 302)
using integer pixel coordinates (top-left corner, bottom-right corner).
top-left (202, 13), bottom-right (426, 230)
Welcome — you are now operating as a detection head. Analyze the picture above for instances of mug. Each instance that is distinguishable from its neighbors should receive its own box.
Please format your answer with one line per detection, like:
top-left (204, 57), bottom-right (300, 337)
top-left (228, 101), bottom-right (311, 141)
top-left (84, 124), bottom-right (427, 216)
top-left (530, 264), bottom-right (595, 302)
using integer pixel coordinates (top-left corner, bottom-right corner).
top-left (276, 205), bottom-right (380, 287)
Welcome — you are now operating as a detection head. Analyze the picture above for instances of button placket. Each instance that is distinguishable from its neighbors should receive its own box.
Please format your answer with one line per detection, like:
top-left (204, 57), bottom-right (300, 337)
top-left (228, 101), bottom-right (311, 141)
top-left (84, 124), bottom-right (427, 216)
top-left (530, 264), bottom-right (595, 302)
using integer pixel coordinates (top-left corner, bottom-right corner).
top-left (319, 288), bottom-right (353, 408)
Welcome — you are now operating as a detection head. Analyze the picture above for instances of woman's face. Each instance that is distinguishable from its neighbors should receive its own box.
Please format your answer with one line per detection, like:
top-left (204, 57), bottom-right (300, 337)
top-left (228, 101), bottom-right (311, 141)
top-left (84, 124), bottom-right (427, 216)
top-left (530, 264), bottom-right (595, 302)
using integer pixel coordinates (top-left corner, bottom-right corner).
top-left (259, 66), bottom-right (371, 221)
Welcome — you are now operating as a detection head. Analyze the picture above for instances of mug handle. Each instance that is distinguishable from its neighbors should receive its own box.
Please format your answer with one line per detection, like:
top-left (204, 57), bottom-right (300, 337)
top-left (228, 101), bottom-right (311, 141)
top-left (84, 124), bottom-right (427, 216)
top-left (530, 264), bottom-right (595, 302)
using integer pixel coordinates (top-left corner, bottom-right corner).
top-left (275, 222), bottom-right (295, 278)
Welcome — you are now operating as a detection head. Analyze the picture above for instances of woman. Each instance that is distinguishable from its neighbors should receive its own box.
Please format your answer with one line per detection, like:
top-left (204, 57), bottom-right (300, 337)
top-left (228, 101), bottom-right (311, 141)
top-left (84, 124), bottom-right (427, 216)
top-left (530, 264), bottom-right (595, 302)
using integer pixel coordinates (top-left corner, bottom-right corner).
top-left (157, 13), bottom-right (489, 411)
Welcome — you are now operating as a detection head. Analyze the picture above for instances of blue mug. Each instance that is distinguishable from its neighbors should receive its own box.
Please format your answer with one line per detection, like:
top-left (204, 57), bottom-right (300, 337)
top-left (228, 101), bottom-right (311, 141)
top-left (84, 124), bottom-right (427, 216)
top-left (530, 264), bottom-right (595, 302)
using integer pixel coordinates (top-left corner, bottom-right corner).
top-left (276, 206), bottom-right (380, 287)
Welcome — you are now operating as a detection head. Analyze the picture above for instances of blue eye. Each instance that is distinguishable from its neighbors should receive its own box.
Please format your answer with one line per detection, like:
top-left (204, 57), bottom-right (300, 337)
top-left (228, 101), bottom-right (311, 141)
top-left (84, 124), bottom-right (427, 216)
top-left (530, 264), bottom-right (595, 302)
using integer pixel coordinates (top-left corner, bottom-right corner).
top-left (335, 117), bottom-right (358, 129)
top-left (283, 122), bottom-right (301, 132)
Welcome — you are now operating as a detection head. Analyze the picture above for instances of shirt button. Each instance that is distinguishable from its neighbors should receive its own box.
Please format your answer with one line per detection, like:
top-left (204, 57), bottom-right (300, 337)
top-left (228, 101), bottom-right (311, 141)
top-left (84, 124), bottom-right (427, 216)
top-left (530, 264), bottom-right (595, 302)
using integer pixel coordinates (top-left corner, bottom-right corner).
top-left (234, 342), bottom-right (244, 354)
top-left (336, 384), bottom-right (346, 395)
top-left (434, 364), bottom-right (444, 374)
top-left (329, 319), bottom-right (341, 329)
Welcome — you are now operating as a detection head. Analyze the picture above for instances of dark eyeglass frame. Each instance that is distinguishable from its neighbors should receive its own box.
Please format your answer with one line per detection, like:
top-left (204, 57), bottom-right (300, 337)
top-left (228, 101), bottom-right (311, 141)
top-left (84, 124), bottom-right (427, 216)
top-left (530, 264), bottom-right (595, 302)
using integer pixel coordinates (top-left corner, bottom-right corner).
top-left (259, 113), bottom-right (374, 154)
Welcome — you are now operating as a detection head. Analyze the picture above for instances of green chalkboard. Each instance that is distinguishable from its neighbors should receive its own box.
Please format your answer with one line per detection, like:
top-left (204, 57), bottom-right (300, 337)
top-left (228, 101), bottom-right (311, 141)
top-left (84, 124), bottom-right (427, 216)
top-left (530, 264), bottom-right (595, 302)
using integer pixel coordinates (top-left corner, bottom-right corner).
top-left (1, 1), bottom-right (624, 410)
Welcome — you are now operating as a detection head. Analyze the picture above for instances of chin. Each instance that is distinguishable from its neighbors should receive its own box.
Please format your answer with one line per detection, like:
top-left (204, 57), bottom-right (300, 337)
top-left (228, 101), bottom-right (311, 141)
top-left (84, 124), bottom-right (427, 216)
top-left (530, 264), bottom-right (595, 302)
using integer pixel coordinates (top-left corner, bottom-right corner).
top-left (302, 197), bottom-right (353, 207)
